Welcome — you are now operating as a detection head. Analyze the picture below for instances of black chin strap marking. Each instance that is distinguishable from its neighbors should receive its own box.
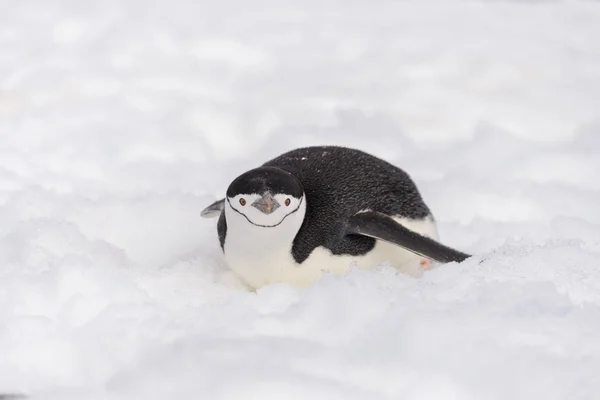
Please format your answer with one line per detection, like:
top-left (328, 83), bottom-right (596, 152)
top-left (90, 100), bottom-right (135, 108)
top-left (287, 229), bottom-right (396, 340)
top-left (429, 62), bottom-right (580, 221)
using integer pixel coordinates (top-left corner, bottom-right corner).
top-left (226, 196), bottom-right (303, 228)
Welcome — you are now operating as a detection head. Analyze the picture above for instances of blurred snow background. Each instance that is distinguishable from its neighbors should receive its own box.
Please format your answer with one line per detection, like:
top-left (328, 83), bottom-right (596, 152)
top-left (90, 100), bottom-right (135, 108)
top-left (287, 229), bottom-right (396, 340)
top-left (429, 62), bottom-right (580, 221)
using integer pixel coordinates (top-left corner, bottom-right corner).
top-left (1, 0), bottom-right (600, 399)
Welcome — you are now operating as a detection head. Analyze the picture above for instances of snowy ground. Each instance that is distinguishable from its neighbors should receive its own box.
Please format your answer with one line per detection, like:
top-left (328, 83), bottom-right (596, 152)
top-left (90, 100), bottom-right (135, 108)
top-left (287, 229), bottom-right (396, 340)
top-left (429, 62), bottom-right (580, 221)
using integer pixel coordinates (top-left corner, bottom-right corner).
top-left (1, 0), bottom-right (600, 399)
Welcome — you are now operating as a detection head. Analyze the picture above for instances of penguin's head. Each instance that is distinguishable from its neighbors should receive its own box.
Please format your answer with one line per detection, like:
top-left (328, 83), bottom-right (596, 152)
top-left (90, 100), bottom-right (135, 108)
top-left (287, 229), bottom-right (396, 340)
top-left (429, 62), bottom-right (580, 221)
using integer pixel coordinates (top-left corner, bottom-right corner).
top-left (225, 167), bottom-right (306, 229)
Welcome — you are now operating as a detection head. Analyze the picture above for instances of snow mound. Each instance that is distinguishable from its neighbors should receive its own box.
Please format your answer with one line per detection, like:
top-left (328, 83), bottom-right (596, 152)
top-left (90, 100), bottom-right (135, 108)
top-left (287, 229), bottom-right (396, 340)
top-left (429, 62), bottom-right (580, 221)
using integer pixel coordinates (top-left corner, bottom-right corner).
top-left (1, 0), bottom-right (600, 399)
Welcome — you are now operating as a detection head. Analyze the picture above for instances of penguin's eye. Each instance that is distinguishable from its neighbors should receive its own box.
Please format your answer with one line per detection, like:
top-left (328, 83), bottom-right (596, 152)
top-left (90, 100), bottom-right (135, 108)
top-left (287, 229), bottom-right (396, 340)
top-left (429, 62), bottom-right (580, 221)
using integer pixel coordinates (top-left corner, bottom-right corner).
top-left (285, 198), bottom-right (291, 206)
top-left (239, 198), bottom-right (246, 206)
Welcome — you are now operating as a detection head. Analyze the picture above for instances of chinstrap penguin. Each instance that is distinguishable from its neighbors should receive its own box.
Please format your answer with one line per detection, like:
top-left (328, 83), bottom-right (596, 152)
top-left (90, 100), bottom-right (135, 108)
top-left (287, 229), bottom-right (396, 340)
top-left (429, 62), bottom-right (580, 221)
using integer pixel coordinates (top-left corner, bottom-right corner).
top-left (201, 146), bottom-right (470, 289)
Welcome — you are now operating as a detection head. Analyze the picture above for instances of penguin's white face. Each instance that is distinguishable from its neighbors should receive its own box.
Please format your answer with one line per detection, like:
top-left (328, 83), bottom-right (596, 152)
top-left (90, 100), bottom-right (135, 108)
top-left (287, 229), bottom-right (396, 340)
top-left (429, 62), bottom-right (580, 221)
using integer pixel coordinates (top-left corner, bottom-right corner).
top-left (226, 191), bottom-right (304, 228)
top-left (224, 166), bottom-right (306, 231)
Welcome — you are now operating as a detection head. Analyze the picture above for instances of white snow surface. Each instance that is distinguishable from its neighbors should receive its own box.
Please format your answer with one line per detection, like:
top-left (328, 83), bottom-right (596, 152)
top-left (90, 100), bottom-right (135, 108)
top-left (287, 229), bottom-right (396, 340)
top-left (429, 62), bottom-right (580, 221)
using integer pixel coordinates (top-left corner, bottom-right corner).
top-left (1, 0), bottom-right (600, 399)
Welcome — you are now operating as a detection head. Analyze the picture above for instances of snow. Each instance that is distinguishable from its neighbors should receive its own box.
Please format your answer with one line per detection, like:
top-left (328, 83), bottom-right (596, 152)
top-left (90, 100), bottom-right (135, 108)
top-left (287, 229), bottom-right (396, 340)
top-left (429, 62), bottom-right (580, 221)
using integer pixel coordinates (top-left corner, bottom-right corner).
top-left (1, 0), bottom-right (600, 399)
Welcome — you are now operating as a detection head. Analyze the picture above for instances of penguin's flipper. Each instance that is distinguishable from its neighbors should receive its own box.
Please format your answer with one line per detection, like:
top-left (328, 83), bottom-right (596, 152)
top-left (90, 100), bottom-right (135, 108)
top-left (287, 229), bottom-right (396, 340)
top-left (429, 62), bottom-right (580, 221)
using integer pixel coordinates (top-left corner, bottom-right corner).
top-left (201, 198), bottom-right (225, 218)
top-left (345, 211), bottom-right (471, 264)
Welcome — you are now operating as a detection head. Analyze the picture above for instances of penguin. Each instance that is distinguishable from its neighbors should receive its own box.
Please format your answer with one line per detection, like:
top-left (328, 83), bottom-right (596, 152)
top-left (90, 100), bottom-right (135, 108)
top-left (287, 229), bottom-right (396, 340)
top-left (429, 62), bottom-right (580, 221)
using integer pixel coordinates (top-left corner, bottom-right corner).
top-left (201, 145), bottom-right (471, 289)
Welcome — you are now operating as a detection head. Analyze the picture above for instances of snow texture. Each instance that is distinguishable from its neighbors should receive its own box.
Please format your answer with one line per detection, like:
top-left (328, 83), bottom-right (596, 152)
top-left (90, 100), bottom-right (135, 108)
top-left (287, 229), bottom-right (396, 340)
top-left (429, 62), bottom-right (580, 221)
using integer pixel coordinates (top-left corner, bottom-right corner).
top-left (1, 0), bottom-right (600, 399)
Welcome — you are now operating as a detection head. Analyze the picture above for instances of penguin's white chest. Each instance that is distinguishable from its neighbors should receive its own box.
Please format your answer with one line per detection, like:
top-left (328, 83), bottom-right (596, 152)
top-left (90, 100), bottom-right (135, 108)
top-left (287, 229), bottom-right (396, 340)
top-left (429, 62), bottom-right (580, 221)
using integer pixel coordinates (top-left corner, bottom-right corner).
top-left (224, 242), bottom-right (318, 289)
top-left (223, 209), bottom-right (439, 289)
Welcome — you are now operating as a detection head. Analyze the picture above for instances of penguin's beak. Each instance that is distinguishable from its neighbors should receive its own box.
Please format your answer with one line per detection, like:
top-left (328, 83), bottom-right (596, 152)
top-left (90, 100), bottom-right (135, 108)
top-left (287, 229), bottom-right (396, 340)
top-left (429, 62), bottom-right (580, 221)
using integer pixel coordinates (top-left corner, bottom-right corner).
top-left (251, 192), bottom-right (280, 215)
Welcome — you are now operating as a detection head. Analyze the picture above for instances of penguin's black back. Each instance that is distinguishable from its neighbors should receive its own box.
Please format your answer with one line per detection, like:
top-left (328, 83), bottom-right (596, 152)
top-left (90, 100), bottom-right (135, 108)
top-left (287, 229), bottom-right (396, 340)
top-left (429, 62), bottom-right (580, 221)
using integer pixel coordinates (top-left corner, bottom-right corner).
top-left (249, 145), bottom-right (432, 263)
